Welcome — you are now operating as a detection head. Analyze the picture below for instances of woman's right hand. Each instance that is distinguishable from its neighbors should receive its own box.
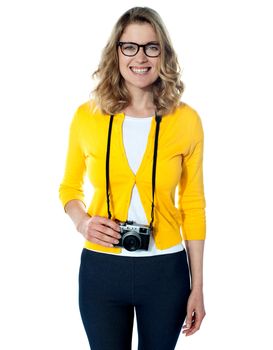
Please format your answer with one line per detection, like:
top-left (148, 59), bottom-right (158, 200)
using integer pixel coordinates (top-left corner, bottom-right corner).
top-left (76, 215), bottom-right (121, 248)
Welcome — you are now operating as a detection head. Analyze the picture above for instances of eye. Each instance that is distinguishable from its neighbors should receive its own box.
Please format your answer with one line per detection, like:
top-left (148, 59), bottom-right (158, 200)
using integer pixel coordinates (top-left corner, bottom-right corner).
top-left (123, 44), bottom-right (137, 51)
top-left (147, 44), bottom-right (160, 51)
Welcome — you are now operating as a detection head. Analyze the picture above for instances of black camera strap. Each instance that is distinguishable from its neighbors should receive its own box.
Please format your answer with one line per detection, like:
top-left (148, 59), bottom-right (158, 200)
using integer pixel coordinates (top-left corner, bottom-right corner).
top-left (106, 113), bottom-right (162, 231)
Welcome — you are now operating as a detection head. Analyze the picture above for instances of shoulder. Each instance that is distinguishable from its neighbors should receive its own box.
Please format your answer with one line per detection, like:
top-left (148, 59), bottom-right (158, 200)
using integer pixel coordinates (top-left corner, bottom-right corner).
top-left (165, 101), bottom-right (203, 129)
top-left (71, 99), bottom-right (105, 126)
top-left (169, 101), bottom-right (201, 122)
top-left (164, 102), bottom-right (204, 143)
top-left (74, 99), bottom-right (104, 118)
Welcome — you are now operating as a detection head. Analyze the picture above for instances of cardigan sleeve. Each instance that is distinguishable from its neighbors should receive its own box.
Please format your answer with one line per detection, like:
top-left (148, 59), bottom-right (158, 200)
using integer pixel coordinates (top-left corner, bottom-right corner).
top-left (178, 111), bottom-right (206, 240)
top-left (59, 108), bottom-right (87, 211)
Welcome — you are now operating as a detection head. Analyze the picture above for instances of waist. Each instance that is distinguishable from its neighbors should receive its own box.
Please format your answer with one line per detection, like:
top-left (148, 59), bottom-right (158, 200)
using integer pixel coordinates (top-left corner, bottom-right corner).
top-left (85, 235), bottom-right (184, 257)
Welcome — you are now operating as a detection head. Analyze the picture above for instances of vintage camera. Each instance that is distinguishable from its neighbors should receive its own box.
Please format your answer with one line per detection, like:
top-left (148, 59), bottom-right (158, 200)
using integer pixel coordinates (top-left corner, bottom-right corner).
top-left (113, 220), bottom-right (151, 251)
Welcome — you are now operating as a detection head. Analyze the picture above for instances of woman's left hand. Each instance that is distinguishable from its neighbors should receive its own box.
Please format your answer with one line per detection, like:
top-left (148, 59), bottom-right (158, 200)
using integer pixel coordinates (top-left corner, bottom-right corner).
top-left (182, 289), bottom-right (206, 336)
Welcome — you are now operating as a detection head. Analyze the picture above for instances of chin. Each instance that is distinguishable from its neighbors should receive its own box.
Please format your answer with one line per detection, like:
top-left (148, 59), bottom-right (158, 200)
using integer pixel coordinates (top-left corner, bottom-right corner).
top-left (127, 77), bottom-right (159, 90)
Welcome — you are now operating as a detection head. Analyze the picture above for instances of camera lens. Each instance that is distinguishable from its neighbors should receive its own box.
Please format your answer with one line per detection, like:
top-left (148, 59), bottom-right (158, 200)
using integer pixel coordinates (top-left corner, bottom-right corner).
top-left (123, 233), bottom-right (141, 251)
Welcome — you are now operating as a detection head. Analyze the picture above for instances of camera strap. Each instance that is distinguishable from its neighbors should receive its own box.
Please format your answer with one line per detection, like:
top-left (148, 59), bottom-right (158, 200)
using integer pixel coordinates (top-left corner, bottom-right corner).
top-left (106, 113), bottom-right (162, 231)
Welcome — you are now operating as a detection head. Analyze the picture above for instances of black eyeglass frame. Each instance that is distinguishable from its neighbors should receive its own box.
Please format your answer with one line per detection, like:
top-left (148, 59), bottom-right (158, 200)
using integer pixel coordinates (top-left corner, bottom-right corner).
top-left (117, 41), bottom-right (161, 57)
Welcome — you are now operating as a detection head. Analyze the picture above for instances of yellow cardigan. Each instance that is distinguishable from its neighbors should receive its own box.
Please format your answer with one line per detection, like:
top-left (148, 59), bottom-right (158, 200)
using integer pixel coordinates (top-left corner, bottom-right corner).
top-left (59, 100), bottom-right (206, 254)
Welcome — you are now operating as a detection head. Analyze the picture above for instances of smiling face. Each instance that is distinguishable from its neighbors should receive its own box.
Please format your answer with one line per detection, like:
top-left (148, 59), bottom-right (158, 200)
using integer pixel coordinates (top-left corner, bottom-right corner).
top-left (118, 22), bottom-right (161, 92)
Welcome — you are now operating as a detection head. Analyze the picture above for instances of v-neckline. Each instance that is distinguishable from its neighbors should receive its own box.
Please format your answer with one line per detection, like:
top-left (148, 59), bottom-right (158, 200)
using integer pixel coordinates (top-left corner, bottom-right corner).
top-left (118, 113), bottom-right (156, 179)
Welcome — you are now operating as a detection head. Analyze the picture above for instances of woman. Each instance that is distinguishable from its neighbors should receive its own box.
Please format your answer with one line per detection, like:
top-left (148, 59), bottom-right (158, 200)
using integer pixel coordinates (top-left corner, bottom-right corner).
top-left (59, 6), bottom-right (206, 350)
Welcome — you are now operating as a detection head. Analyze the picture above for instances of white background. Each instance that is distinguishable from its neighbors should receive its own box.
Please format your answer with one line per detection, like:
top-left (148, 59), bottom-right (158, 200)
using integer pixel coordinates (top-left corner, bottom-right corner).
top-left (1, 0), bottom-right (272, 349)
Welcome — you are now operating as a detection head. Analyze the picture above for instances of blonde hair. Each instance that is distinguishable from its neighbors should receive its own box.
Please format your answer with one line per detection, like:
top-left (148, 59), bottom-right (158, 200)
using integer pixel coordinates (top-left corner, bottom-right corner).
top-left (91, 7), bottom-right (184, 115)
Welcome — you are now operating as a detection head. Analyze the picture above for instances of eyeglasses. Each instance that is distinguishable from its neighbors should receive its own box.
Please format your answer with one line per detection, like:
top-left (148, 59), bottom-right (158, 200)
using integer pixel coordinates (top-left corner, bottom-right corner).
top-left (117, 41), bottom-right (161, 57)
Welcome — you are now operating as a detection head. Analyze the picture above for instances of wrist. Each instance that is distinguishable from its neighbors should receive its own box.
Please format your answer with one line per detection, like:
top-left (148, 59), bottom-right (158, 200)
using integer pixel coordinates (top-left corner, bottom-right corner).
top-left (76, 213), bottom-right (91, 233)
top-left (191, 284), bottom-right (203, 293)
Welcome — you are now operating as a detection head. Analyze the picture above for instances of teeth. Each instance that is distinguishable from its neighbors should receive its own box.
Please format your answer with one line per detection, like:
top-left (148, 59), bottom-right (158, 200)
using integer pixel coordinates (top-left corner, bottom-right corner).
top-left (131, 67), bottom-right (150, 74)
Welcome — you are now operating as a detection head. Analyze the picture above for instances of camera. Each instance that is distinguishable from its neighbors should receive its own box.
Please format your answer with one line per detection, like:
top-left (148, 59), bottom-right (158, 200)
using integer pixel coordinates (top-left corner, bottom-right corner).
top-left (113, 220), bottom-right (151, 251)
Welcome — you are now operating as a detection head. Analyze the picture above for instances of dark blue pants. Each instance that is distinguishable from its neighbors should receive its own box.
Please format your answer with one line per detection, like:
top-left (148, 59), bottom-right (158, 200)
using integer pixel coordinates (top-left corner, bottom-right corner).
top-left (79, 248), bottom-right (191, 350)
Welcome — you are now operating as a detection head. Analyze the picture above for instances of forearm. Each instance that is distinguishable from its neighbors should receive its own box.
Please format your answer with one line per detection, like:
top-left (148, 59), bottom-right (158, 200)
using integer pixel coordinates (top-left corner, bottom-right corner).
top-left (64, 199), bottom-right (90, 231)
top-left (184, 240), bottom-right (205, 291)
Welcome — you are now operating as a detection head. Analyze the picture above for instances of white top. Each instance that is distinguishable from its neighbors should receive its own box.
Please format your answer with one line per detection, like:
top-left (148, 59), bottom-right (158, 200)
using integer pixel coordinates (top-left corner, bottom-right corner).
top-left (90, 115), bottom-right (184, 257)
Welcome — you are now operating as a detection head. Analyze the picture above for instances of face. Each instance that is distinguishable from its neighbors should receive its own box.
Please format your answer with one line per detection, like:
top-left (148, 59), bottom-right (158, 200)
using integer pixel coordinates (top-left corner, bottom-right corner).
top-left (118, 23), bottom-right (161, 92)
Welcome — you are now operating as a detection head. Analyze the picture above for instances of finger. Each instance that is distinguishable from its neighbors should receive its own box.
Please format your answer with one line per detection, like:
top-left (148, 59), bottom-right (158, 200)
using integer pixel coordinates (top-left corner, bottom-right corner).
top-left (183, 312), bottom-right (204, 336)
top-left (182, 319), bottom-right (194, 329)
top-left (183, 323), bottom-right (198, 336)
top-left (97, 232), bottom-right (120, 245)
top-left (185, 322), bottom-right (201, 336)
top-left (185, 328), bottom-right (198, 336)
top-left (93, 216), bottom-right (120, 232)
top-left (90, 223), bottom-right (121, 239)
top-left (182, 311), bottom-right (195, 334)
top-left (193, 312), bottom-right (204, 328)
top-left (89, 224), bottom-right (120, 243)
top-left (185, 310), bottom-right (194, 329)
top-left (88, 226), bottom-right (119, 247)
top-left (182, 319), bottom-right (194, 332)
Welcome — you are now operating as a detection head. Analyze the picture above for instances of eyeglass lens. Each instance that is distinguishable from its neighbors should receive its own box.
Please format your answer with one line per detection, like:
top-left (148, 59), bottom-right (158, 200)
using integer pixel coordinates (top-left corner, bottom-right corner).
top-left (121, 43), bottom-right (160, 57)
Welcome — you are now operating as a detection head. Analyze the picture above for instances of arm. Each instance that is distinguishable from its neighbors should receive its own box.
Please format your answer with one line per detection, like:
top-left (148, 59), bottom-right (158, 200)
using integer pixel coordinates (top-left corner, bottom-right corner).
top-left (59, 108), bottom-right (87, 209)
top-left (182, 239), bottom-right (206, 337)
top-left (178, 112), bottom-right (206, 242)
top-left (184, 239), bottom-right (205, 291)
top-left (177, 111), bottom-right (206, 336)
top-left (58, 108), bottom-right (120, 247)
top-left (64, 199), bottom-right (90, 232)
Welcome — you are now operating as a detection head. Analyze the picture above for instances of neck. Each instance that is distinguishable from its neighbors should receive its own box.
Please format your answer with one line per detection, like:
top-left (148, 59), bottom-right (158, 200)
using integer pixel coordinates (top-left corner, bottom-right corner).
top-left (125, 85), bottom-right (155, 116)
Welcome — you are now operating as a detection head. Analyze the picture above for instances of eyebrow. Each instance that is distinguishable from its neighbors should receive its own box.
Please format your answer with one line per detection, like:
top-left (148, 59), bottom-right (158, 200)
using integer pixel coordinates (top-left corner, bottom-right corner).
top-left (119, 41), bottom-right (160, 45)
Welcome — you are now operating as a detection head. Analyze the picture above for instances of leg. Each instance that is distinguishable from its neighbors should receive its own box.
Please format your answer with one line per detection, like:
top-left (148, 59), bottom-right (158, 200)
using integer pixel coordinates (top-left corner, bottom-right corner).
top-left (134, 250), bottom-right (191, 350)
top-left (78, 249), bottom-right (135, 350)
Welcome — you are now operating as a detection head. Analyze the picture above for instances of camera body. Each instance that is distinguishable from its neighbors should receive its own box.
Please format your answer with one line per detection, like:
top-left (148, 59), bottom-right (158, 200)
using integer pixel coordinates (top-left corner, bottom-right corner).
top-left (113, 220), bottom-right (151, 251)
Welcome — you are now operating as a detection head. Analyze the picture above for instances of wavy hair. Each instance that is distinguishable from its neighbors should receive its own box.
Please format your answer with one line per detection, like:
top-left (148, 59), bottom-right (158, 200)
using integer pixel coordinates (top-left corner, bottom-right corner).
top-left (91, 7), bottom-right (184, 116)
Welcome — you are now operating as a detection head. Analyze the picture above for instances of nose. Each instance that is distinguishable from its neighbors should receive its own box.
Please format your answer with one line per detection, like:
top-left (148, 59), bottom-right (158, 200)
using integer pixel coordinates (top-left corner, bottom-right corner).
top-left (135, 47), bottom-right (148, 62)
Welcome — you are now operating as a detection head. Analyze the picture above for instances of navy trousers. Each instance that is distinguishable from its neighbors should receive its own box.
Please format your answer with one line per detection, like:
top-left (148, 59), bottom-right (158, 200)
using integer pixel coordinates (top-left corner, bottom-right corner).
top-left (79, 248), bottom-right (191, 350)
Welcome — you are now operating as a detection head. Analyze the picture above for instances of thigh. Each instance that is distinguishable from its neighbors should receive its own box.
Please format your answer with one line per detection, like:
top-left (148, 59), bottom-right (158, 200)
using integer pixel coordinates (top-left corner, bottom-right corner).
top-left (134, 250), bottom-right (191, 350)
top-left (78, 249), bottom-right (135, 350)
